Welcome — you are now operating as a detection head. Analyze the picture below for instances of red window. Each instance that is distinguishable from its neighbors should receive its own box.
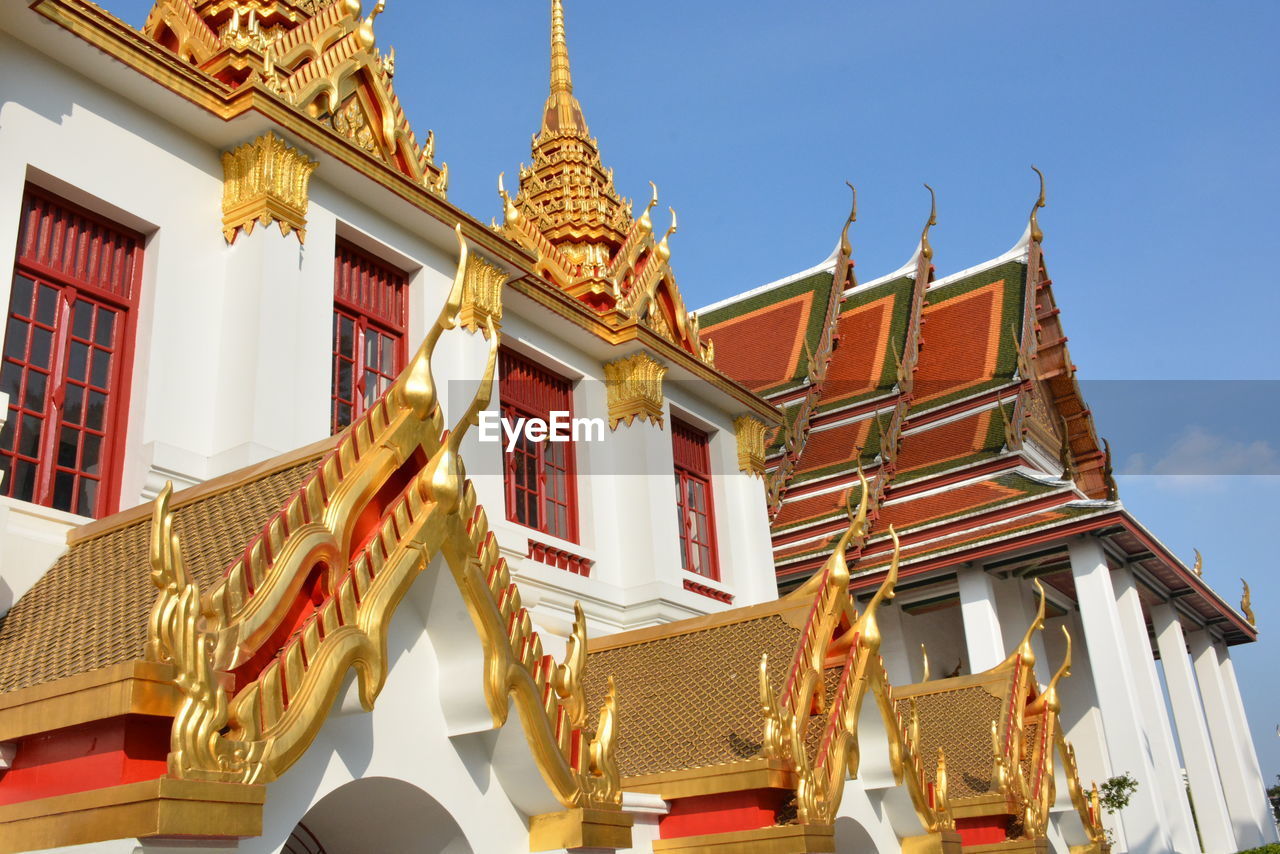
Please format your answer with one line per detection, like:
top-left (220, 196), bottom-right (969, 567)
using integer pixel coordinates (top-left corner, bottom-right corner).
top-left (672, 419), bottom-right (718, 579)
top-left (499, 347), bottom-right (577, 542)
top-left (331, 240), bottom-right (407, 433)
top-left (0, 188), bottom-right (141, 518)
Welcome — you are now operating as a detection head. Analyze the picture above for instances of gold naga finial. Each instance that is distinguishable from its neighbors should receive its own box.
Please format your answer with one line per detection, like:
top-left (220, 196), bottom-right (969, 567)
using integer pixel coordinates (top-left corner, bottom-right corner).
top-left (1029, 165), bottom-right (1047, 245)
top-left (1192, 548), bottom-right (1203, 577)
top-left (637, 181), bottom-right (659, 233)
top-left (1029, 626), bottom-right (1072, 717)
top-left (839, 181), bottom-right (858, 258)
top-left (855, 524), bottom-right (899, 655)
top-left (920, 183), bottom-right (937, 262)
top-left (552, 602), bottom-right (588, 726)
top-left (656, 207), bottom-right (677, 260)
top-left (356, 0), bottom-right (386, 49)
top-left (497, 172), bottom-right (520, 226)
top-left (999, 579), bottom-right (1046, 671)
top-left (1241, 579), bottom-right (1256, 626)
top-left (920, 643), bottom-right (931, 683)
top-left (401, 224), bottom-right (468, 420)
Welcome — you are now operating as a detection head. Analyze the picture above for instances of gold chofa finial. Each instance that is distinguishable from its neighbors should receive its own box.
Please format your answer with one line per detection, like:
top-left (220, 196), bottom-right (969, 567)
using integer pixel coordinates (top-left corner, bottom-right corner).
top-left (921, 183), bottom-right (937, 261)
top-left (1192, 549), bottom-right (1203, 577)
top-left (839, 181), bottom-right (857, 258)
top-left (1029, 165), bottom-right (1046, 245)
top-left (1241, 578), bottom-right (1256, 626)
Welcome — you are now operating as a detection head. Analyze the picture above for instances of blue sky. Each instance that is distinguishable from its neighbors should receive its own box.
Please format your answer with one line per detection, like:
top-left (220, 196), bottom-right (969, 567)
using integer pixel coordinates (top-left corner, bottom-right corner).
top-left (103, 1), bottom-right (1279, 786)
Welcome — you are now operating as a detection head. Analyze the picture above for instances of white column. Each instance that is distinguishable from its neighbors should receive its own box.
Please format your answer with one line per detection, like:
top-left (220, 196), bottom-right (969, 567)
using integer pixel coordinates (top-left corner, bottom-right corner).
top-left (957, 565), bottom-right (1005, 672)
top-left (1151, 603), bottom-right (1236, 854)
top-left (1067, 536), bottom-right (1172, 853)
top-left (1218, 649), bottom-right (1280, 844)
top-left (875, 600), bottom-right (914, 684)
top-left (1190, 629), bottom-right (1273, 849)
top-left (1112, 569), bottom-right (1199, 854)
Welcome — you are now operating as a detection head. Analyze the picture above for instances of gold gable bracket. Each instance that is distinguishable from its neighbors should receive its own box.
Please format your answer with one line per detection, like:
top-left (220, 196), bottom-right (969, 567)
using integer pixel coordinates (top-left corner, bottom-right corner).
top-left (603, 352), bottom-right (666, 429)
top-left (221, 132), bottom-right (317, 244)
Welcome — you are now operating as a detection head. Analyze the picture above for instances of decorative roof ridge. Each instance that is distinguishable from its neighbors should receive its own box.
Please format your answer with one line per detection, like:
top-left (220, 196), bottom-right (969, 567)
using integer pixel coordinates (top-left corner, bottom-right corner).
top-left (926, 232), bottom-right (1031, 292)
top-left (66, 434), bottom-right (338, 547)
top-left (695, 249), bottom-right (838, 317)
top-left (585, 595), bottom-right (811, 653)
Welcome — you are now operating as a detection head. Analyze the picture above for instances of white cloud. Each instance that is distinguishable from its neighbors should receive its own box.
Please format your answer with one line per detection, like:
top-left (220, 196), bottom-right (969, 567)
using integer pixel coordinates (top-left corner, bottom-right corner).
top-left (1119, 425), bottom-right (1280, 476)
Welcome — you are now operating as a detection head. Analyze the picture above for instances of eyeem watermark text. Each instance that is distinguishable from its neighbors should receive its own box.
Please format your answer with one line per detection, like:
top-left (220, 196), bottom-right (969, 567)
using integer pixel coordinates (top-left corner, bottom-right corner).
top-left (478, 411), bottom-right (605, 452)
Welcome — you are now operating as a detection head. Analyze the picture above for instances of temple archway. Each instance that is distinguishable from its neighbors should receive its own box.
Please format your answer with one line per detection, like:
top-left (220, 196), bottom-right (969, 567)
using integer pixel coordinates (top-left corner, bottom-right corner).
top-left (283, 777), bottom-right (473, 854)
top-left (835, 815), bottom-right (882, 852)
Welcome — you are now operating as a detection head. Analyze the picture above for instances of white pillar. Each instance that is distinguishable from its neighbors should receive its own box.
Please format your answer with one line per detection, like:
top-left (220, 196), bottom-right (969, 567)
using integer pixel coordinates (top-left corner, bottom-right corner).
top-left (1067, 536), bottom-right (1172, 853)
top-left (1218, 649), bottom-right (1280, 844)
top-left (957, 565), bottom-right (1005, 672)
top-left (1190, 629), bottom-right (1274, 849)
top-left (875, 600), bottom-right (914, 684)
top-left (1112, 569), bottom-right (1199, 854)
top-left (1151, 603), bottom-right (1236, 854)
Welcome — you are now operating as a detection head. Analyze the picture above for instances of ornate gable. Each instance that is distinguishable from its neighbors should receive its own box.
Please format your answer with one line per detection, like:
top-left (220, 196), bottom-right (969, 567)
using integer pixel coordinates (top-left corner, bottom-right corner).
top-left (499, 0), bottom-right (709, 362)
top-left (143, 0), bottom-right (447, 196)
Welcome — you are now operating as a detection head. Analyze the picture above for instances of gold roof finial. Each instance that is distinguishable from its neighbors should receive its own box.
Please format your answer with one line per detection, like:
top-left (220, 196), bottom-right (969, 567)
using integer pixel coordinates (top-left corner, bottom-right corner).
top-left (1029, 165), bottom-right (1047, 245)
top-left (542, 0), bottom-right (588, 136)
top-left (999, 579), bottom-right (1046, 671)
top-left (921, 183), bottom-right (937, 262)
top-left (920, 643), bottom-right (931, 682)
top-left (839, 181), bottom-right (857, 258)
top-left (1029, 626), bottom-right (1072, 716)
top-left (1192, 548), bottom-right (1203, 577)
top-left (1241, 578), bottom-right (1256, 626)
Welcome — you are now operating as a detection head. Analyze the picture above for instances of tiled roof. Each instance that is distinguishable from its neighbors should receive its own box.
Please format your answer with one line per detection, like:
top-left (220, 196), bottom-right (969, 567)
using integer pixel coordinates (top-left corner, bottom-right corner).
top-left (895, 682), bottom-right (1005, 799)
top-left (700, 271), bottom-right (835, 397)
top-left (0, 457), bottom-right (321, 694)
top-left (583, 612), bottom-right (802, 778)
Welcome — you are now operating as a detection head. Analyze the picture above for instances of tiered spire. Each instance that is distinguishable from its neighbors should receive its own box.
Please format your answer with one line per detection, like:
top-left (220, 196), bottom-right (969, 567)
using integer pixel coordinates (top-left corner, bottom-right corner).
top-left (500, 0), bottom-right (711, 362)
top-left (512, 0), bottom-right (631, 270)
top-left (543, 0), bottom-right (587, 136)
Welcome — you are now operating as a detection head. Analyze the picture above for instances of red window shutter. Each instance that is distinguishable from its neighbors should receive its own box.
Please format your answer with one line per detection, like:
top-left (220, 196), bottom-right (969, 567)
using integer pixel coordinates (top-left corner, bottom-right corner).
top-left (498, 347), bottom-right (578, 542)
top-left (672, 419), bottom-right (719, 579)
top-left (0, 188), bottom-right (142, 518)
top-left (331, 241), bottom-right (407, 433)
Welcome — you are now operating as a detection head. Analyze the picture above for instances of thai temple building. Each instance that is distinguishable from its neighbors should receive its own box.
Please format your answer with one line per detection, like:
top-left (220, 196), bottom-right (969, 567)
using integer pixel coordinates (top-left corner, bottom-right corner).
top-left (0, 1), bottom-right (1273, 853)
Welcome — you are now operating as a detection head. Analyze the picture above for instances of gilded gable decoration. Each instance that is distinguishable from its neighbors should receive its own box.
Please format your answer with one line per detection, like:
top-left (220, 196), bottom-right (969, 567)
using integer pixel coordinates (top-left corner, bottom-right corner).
top-left (144, 0), bottom-right (447, 197)
top-left (602, 352), bottom-right (667, 429)
top-left (134, 230), bottom-right (628, 846)
top-left (221, 132), bottom-right (318, 243)
top-left (734, 415), bottom-right (768, 477)
top-left (459, 252), bottom-right (509, 336)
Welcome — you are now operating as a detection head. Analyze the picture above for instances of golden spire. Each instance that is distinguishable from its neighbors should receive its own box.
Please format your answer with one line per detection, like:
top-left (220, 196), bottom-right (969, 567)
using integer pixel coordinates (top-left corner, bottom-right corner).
top-left (542, 0), bottom-right (588, 136)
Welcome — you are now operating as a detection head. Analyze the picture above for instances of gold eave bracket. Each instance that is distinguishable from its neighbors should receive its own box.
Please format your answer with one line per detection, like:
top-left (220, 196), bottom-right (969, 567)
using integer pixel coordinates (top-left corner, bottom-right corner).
top-left (528, 806), bottom-right (634, 852)
top-left (650, 823), bottom-right (835, 853)
top-left (0, 777), bottom-right (265, 854)
top-left (0, 660), bottom-right (178, 743)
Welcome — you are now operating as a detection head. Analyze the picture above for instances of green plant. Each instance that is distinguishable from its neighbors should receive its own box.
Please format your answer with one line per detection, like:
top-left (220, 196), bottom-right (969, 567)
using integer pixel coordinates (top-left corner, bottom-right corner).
top-left (1232, 845), bottom-right (1280, 854)
top-left (1099, 772), bottom-right (1139, 812)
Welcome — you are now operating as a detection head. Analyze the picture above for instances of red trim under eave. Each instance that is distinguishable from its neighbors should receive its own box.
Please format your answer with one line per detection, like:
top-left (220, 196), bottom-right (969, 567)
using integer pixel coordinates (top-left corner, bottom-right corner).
top-left (659, 790), bottom-right (788, 839)
top-left (775, 488), bottom-right (1072, 555)
top-left (0, 715), bottom-right (169, 806)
